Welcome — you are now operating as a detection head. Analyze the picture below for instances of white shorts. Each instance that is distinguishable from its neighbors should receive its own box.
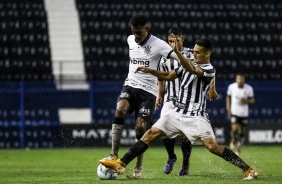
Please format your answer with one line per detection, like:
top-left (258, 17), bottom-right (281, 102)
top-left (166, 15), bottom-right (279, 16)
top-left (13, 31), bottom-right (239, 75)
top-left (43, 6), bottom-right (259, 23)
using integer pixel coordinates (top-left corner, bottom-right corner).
top-left (160, 101), bottom-right (174, 117)
top-left (153, 109), bottom-right (215, 144)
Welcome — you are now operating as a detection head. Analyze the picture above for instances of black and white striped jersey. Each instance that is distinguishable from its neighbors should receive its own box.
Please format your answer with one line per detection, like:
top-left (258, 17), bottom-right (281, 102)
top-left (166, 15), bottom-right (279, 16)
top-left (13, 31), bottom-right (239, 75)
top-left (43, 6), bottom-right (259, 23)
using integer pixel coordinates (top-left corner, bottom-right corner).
top-left (124, 34), bottom-right (179, 97)
top-left (174, 63), bottom-right (215, 117)
top-left (159, 47), bottom-right (194, 102)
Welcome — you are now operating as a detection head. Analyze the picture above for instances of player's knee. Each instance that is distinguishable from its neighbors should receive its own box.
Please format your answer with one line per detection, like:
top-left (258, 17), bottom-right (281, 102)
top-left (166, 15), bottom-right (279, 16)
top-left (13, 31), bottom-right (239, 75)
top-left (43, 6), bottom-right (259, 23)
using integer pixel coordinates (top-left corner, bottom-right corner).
top-left (135, 118), bottom-right (147, 135)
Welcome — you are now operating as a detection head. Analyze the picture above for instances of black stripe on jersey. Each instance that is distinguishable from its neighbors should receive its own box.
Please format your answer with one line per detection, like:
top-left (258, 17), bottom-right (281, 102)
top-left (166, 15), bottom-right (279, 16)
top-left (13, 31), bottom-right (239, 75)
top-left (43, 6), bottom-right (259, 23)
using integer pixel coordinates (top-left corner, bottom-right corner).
top-left (183, 74), bottom-right (194, 115)
top-left (166, 50), bottom-right (174, 59)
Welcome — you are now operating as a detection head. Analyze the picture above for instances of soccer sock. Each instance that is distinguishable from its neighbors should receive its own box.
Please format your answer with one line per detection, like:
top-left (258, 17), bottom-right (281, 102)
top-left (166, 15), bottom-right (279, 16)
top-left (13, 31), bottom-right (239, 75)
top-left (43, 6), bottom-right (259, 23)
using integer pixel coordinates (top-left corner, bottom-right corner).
top-left (135, 134), bottom-right (144, 168)
top-left (121, 140), bottom-right (148, 165)
top-left (111, 117), bottom-right (124, 157)
top-left (220, 147), bottom-right (250, 171)
top-left (181, 139), bottom-right (192, 167)
top-left (163, 138), bottom-right (176, 159)
top-left (238, 134), bottom-right (245, 149)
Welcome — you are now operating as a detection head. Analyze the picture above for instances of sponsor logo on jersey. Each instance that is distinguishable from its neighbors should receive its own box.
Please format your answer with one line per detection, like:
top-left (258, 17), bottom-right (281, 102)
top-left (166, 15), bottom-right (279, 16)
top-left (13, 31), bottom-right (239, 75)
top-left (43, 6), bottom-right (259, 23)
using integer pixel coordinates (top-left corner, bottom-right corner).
top-left (130, 57), bottom-right (150, 67)
top-left (144, 45), bottom-right (151, 54)
top-left (120, 92), bottom-right (129, 98)
top-left (139, 107), bottom-right (150, 116)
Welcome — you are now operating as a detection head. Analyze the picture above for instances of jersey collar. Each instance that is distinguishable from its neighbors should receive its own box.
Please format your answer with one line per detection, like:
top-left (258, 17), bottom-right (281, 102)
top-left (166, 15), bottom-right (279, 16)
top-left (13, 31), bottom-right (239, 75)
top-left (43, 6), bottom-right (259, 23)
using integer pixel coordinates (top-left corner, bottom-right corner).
top-left (137, 34), bottom-right (151, 46)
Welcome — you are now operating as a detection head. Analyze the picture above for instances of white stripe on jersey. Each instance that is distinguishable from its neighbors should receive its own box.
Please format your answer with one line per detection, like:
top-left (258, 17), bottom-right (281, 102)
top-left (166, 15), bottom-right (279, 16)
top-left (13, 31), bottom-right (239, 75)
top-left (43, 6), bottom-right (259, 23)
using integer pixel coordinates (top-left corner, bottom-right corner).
top-left (158, 47), bottom-right (194, 102)
top-left (175, 64), bottom-right (215, 117)
top-left (124, 34), bottom-right (175, 97)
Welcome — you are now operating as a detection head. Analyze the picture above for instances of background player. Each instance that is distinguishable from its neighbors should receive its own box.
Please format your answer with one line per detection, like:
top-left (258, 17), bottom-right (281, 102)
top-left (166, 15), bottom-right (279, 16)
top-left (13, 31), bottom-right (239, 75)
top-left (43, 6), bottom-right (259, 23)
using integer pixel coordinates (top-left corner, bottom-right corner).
top-left (226, 73), bottom-right (255, 155)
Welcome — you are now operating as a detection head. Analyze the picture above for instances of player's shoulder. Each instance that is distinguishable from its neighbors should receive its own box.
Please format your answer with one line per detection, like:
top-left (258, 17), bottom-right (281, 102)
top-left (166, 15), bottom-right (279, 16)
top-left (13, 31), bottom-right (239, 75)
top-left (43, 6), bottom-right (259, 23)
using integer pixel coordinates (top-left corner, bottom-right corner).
top-left (148, 34), bottom-right (166, 44)
top-left (228, 82), bottom-right (237, 88)
top-left (244, 83), bottom-right (254, 90)
top-left (200, 63), bottom-right (215, 70)
top-left (128, 35), bottom-right (135, 41)
top-left (183, 47), bottom-right (194, 52)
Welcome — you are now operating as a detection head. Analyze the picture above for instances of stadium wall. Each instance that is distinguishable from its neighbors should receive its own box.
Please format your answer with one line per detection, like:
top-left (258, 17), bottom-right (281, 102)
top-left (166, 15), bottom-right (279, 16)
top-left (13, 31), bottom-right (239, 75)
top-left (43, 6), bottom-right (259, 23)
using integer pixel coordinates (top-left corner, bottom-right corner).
top-left (0, 80), bottom-right (281, 148)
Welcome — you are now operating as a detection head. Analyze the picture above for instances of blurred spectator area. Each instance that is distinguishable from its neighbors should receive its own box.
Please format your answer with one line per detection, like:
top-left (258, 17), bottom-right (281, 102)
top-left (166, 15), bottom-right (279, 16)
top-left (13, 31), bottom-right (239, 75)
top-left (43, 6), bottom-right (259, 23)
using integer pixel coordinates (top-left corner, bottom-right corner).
top-left (0, 0), bottom-right (53, 81)
top-left (76, 0), bottom-right (282, 80)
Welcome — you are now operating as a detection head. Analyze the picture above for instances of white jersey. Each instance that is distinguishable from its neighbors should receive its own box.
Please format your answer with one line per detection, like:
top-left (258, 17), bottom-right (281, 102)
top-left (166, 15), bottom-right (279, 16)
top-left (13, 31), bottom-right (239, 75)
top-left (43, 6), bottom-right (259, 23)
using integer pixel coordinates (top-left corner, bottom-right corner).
top-left (124, 34), bottom-right (177, 97)
top-left (159, 47), bottom-right (194, 103)
top-left (227, 83), bottom-right (254, 117)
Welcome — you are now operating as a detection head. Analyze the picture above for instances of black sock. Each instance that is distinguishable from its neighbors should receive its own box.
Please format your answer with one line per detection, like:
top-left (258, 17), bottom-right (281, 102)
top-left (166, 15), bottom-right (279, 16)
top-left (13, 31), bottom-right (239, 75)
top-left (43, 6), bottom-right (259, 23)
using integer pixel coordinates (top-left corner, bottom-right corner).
top-left (181, 140), bottom-right (192, 167)
top-left (136, 134), bottom-right (143, 140)
top-left (220, 147), bottom-right (250, 171)
top-left (113, 116), bottom-right (124, 125)
top-left (121, 140), bottom-right (148, 165)
top-left (163, 138), bottom-right (176, 159)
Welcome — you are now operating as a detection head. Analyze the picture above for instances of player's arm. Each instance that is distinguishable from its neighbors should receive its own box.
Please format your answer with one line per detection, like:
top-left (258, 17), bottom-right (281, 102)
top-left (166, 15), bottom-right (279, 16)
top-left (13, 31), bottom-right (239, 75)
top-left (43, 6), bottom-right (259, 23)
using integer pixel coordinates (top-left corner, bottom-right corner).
top-left (226, 95), bottom-right (232, 118)
top-left (241, 96), bottom-right (255, 104)
top-left (155, 79), bottom-right (164, 110)
top-left (135, 66), bottom-right (177, 81)
top-left (206, 78), bottom-right (218, 101)
top-left (170, 40), bottom-right (203, 77)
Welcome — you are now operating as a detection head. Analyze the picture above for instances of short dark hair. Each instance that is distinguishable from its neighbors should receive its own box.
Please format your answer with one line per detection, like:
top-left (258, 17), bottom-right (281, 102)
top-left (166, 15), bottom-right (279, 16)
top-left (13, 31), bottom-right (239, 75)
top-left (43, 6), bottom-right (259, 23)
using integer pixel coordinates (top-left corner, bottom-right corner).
top-left (168, 26), bottom-right (183, 36)
top-left (130, 14), bottom-right (149, 27)
top-left (195, 38), bottom-right (214, 51)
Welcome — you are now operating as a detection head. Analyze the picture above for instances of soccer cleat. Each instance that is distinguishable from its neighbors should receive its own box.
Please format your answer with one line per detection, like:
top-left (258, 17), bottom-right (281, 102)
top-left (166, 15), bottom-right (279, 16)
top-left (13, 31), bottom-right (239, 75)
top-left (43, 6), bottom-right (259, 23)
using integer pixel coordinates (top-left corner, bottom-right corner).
top-left (99, 159), bottom-right (126, 175)
top-left (243, 168), bottom-right (259, 180)
top-left (132, 166), bottom-right (142, 178)
top-left (163, 158), bottom-right (177, 174)
top-left (101, 154), bottom-right (117, 161)
top-left (178, 165), bottom-right (189, 176)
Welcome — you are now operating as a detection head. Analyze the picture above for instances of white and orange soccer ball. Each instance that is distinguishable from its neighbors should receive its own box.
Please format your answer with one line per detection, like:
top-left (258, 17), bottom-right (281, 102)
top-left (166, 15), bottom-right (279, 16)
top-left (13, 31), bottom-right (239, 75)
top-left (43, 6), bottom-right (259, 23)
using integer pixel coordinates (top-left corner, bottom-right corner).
top-left (97, 163), bottom-right (118, 180)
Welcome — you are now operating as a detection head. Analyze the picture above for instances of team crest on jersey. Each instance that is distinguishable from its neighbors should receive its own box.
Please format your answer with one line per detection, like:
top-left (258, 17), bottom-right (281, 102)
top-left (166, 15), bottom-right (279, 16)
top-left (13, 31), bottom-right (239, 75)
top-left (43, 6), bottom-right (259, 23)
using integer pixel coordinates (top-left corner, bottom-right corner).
top-left (144, 45), bottom-right (151, 54)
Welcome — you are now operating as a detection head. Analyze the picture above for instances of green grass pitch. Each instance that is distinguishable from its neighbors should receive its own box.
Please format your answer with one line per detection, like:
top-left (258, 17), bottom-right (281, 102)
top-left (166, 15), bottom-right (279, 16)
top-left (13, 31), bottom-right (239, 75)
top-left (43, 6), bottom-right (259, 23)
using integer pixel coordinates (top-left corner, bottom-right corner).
top-left (0, 146), bottom-right (281, 184)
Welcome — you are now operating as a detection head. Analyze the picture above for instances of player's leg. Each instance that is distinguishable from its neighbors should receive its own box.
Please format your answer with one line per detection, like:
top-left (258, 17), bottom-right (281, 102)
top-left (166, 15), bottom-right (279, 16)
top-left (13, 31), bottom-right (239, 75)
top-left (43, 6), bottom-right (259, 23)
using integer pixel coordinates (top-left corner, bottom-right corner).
top-left (237, 121), bottom-right (246, 155)
top-left (133, 117), bottom-right (148, 178)
top-left (110, 100), bottom-right (130, 157)
top-left (106, 86), bottom-right (135, 160)
top-left (178, 132), bottom-right (192, 176)
top-left (99, 126), bottom-right (166, 175)
top-left (133, 90), bottom-right (156, 178)
top-left (180, 116), bottom-right (258, 180)
top-left (202, 137), bottom-right (258, 179)
top-left (230, 120), bottom-right (240, 154)
top-left (161, 101), bottom-right (177, 174)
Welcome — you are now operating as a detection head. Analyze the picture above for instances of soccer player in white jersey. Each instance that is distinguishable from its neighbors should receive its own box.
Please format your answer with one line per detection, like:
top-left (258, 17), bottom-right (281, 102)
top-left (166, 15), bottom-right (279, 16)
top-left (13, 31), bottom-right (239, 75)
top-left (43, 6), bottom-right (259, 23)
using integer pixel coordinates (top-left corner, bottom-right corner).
top-left (100, 37), bottom-right (259, 180)
top-left (226, 74), bottom-right (255, 155)
top-left (158, 27), bottom-right (218, 176)
top-left (103, 14), bottom-right (181, 178)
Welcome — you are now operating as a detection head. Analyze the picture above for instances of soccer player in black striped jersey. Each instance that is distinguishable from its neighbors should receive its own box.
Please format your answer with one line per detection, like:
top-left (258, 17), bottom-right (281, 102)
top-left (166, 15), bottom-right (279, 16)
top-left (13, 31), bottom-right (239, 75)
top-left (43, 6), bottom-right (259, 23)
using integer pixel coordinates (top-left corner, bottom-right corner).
top-left (100, 37), bottom-right (259, 180)
top-left (157, 27), bottom-right (218, 176)
top-left (101, 15), bottom-right (182, 179)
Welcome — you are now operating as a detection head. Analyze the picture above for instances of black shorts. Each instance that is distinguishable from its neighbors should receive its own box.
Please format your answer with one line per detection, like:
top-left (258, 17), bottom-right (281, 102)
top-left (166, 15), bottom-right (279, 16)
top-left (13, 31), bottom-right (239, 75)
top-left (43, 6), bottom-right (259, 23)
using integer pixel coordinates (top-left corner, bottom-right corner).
top-left (231, 115), bottom-right (248, 126)
top-left (117, 85), bottom-right (156, 123)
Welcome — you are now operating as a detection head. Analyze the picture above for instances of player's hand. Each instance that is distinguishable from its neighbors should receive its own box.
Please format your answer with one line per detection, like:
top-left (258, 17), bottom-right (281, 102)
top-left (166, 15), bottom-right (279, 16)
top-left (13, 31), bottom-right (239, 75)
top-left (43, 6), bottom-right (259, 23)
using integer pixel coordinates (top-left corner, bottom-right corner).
top-left (155, 96), bottom-right (163, 110)
top-left (227, 110), bottom-right (232, 119)
top-left (170, 34), bottom-right (179, 52)
top-left (240, 98), bottom-right (248, 104)
top-left (206, 88), bottom-right (218, 101)
top-left (135, 66), bottom-right (149, 73)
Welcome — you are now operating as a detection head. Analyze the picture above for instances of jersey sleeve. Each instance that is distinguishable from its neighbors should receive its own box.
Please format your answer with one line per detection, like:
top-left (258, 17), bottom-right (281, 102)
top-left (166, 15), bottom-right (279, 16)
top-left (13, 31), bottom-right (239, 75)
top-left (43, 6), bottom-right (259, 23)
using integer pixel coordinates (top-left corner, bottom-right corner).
top-left (248, 85), bottom-right (254, 97)
top-left (200, 65), bottom-right (216, 84)
top-left (158, 40), bottom-right (175, 59)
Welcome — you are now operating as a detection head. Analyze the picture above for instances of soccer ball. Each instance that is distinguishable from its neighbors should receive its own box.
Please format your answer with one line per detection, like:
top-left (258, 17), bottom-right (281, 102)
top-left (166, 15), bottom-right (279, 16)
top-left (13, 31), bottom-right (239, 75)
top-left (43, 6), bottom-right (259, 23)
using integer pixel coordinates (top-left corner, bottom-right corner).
top-left (97, 163), bottom-right (118, 180)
